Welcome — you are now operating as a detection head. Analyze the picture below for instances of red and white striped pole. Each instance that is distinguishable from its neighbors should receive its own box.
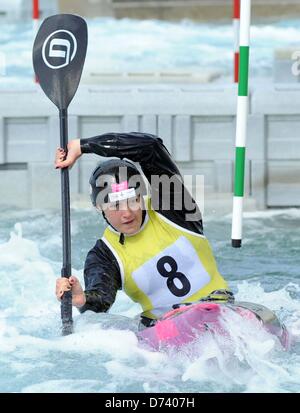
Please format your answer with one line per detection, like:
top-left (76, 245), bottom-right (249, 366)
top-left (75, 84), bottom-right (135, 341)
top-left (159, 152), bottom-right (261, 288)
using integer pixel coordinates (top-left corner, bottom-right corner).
top-left (33, 0), bottom-right (40, 32)
top-left (233, 0), bottom-right (240, 83)
top-left (33, 0), bottom-right (40, 82)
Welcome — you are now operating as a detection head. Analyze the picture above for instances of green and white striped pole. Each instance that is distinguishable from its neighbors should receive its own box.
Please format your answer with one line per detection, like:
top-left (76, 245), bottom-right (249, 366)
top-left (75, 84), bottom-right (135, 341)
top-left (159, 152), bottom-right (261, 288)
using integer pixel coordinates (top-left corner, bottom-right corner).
top-left (231, 0), bottom-right (251, 248)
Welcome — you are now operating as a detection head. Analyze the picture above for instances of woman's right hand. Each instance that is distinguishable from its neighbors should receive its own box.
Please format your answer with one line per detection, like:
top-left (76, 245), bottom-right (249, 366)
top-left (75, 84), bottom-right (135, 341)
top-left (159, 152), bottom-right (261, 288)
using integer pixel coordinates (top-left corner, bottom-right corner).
top-left (55, 138), bottom-right (82, 169)
top-left (55, 276), bottom-right (86, 308)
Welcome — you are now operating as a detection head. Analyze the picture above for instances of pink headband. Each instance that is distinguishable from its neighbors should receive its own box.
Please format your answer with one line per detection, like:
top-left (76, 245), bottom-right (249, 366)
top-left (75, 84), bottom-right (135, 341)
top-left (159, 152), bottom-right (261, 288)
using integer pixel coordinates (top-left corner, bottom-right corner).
top-left (111, 181), bottom-right (128, 193)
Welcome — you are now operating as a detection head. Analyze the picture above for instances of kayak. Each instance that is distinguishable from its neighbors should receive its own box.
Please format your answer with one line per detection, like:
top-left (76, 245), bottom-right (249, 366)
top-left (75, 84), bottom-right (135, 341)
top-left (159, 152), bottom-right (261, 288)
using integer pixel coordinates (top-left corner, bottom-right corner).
top-left (137, 301), bottom-right (290, 351)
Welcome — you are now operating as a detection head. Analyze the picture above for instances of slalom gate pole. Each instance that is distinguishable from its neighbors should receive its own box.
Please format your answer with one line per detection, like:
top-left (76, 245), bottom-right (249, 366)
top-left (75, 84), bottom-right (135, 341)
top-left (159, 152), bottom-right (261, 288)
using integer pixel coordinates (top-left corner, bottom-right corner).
top-left (231, 0), bottom-right (251, 248)
top-left (33, 0), bottom-right (39, 32)
top-left (33, 0), bottom-right (40, 82)
top-left (233, 0), bottom-right (240, 83)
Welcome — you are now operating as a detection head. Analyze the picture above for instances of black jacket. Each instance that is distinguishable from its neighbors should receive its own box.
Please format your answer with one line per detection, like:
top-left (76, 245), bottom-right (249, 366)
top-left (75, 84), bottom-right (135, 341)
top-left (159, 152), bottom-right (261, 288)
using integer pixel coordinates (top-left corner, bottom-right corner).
top-left (78, 132), bottom-right (203, 314)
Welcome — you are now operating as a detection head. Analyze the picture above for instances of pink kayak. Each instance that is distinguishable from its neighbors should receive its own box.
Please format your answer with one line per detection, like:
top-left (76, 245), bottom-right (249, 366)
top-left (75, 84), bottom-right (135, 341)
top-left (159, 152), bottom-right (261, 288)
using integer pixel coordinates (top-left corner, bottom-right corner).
top-left (137, 301), bottom-right (290, 351)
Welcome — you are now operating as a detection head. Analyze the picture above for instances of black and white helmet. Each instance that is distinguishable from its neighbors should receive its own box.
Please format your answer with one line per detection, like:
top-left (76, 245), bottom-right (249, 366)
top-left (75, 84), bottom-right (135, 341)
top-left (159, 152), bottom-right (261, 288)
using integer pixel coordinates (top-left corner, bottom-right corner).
top-left (89, 158), bottom-right (147, 208)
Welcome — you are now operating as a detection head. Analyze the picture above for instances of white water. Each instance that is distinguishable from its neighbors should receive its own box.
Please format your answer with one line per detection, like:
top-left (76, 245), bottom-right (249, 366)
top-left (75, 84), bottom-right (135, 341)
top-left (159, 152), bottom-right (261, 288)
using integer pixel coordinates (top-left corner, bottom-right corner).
top-left (0, 15), bottom-right (300, 393)
top-left (0, 207), bottom-right (299, 393)
top-left (1, 17), bottom-right (300, 82)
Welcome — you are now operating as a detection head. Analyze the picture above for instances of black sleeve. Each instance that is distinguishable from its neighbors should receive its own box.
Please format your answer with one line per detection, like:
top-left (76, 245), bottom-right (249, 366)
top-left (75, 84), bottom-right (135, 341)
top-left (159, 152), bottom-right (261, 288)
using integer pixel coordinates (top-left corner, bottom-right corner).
top-left (78, 239), bottom-right (122, 314)
top-left (80, 132), bottom-right (203, 234)
top-left (81, 132), bottom-right (179, 179)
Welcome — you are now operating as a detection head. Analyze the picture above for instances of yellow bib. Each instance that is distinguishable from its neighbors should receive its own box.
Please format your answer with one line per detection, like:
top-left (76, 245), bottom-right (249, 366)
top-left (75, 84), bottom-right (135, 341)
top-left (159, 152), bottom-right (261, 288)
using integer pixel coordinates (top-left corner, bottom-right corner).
top-left (102, 201), bottom-right (228, 319)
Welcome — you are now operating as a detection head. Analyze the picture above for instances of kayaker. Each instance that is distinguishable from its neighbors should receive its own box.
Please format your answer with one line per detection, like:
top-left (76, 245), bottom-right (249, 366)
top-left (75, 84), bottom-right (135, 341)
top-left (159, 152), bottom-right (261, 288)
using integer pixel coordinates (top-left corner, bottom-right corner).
top-left (55, 132), bottom-right (233, 328)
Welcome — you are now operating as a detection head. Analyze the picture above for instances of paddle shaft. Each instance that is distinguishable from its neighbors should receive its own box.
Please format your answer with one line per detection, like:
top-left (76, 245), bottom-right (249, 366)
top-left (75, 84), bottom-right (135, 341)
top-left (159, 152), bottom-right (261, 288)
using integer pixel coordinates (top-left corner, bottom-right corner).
top-left (59, 108), bottom-right (73, 335)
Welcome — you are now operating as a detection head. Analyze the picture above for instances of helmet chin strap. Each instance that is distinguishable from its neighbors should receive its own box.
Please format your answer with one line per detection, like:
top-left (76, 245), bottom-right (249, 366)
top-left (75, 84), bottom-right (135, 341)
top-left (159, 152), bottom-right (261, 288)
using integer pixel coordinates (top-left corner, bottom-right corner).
top-left (101, 210), bottom-right (118, 231)
top-left (102, 209), bottom-right (146, 245)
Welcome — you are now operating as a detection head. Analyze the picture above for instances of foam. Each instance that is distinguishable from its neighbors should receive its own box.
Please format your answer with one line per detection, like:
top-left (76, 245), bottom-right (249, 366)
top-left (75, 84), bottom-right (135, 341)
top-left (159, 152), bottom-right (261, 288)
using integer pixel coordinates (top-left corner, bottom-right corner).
top-left (21, 379), bottom-right (114, 393)
top-left (2, 18), bottom-right (300, 81)
top-left (0, 210), bottom-right (299, 393)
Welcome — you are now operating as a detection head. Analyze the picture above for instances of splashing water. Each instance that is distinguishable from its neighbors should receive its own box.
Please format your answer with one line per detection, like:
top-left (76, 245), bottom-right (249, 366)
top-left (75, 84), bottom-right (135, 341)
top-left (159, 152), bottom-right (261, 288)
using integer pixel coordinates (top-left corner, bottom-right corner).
top-left (1, 18), bottom-right (300, 83)
top-left (0, 207), bottom-right (299, 393)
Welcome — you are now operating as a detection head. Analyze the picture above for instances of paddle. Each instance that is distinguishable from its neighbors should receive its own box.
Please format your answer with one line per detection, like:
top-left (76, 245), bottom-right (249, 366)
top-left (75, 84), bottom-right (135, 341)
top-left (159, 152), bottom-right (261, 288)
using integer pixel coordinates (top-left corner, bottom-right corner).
top-left (32, 14), bottom-right (88, 335)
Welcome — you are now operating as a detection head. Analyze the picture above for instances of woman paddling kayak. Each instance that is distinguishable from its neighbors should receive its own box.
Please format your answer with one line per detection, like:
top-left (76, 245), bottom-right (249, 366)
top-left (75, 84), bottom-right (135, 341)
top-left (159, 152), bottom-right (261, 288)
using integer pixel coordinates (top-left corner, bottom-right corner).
top-left (54, 132), bottom-right (290, 350)
top-left (55, 132), bottom-right (233, 328)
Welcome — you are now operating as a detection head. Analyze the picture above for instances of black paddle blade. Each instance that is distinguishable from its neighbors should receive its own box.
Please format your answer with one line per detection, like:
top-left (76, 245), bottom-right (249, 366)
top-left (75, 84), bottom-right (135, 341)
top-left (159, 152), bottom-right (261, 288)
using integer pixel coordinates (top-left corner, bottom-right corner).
top-left (33, 14), bottom-right (88, 109)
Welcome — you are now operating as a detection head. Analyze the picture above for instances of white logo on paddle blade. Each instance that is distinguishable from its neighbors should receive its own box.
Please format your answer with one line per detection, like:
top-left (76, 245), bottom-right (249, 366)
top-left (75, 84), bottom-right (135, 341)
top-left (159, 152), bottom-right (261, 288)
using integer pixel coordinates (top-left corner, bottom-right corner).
top-left (42, 30), bottom-right (77, 69)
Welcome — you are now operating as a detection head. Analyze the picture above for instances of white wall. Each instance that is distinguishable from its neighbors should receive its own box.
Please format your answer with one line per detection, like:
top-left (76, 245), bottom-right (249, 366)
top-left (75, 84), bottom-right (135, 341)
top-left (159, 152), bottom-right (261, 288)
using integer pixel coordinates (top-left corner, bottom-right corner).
top-left (0, 82), bottom-right (300, 209)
